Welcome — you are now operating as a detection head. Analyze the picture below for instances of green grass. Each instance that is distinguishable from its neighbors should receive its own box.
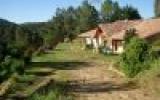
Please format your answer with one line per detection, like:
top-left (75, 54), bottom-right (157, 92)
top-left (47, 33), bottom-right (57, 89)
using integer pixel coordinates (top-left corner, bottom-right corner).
top-left (32, 42), bottom-right (94, 62)
top-left (32, 40), bottom-right (119, 65)
top-left (28, 81), bottom-right (73, 100)
top-left (16, 74), bottom-right (36, 83)
top-left (25, 67), bottom-right (55, 76)
top-left (135, 58), bottom-right (160, 97)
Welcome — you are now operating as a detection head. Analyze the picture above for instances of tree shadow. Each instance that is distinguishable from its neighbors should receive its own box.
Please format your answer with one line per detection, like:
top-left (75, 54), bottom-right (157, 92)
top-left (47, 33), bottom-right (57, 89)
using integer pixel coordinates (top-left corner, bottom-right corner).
top-left (29, 61), bottom-right (92, 70)
top-left (45, 48), bottom-right (64, 54)
top-left (66, 80), bottom-right (138, 93)
top-left (54, 48), bottom-right (64, 51)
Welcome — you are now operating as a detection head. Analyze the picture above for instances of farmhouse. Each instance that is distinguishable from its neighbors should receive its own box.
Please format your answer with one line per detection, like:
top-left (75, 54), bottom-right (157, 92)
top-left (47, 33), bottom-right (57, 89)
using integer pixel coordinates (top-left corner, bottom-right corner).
top-left (78, 26), bottom-right (105, 51)
top-left (78, 18), bottom-right (160, 54)
top-left (78, 20), bottom-right (141, 52)
top-left (110, 18), bottom-right (160, 54)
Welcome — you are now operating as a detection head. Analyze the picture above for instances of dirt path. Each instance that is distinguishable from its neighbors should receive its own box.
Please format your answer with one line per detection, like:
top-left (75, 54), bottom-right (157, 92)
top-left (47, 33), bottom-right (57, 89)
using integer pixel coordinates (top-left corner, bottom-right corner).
top-left (34, 42), bottom-right (157, 100)
top-left (62, 61), bottom-right (155, 100)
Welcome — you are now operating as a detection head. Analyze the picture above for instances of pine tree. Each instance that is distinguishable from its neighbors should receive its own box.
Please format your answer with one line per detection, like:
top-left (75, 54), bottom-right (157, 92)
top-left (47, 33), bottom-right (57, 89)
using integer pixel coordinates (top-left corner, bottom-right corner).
top-left (77, 0), bottom-right (99, 32)
top-left (155, 0), bottom-right (160, 17)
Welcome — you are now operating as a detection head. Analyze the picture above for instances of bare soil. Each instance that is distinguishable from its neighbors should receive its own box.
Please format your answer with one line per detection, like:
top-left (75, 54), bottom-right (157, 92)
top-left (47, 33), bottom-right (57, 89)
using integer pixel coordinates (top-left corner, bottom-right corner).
top-left (62, 61), bottom-right (156, 100)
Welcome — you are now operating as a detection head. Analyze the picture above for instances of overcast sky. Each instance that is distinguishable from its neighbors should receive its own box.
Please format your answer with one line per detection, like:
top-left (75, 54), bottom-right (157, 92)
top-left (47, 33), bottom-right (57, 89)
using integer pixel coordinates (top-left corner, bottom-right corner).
top-left (0, 0), bottom-right (154, 23)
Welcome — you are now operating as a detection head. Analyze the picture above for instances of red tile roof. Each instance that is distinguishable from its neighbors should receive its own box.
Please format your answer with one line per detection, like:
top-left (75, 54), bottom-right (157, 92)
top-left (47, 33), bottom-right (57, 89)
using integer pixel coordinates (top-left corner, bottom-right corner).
top-left (99, 20), bottom-right (141, 36)
top-left (78, 29), bottom-right (96, 38)
top-left (136, 18), bottom-right (160, 38)
top-left (111, 18), bottom-right (160, 40)
top-left (78, 20), bottom-right (141, 39)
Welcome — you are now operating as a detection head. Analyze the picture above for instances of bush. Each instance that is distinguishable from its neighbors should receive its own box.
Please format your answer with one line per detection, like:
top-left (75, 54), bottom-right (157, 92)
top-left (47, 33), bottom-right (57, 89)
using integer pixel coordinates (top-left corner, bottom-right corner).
top-left (120, 37), bottom-right (151, 78)
top-left (136, 59), bottom-right (160, 97)
top-left (16, 74), bottom-right (36, 83)
top-left (85, 44), bottom-right (93, 49)
top-left (124, 28), bottom-right (137, 46)
top-left (28, 82), bottom-right (73, 100)
top-left (0, 56), bottom-right (25, 82)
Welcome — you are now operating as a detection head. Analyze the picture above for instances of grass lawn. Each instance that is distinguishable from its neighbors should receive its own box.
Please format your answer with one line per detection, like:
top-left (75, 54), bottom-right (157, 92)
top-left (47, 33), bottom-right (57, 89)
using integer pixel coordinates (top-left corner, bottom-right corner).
top-left (32, 40), bottom-right (119, 64)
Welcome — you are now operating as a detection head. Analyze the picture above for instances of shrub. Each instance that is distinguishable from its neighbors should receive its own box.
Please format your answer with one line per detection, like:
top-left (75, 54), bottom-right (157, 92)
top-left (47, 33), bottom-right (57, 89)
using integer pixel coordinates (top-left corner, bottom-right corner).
top-left (16, 74), bottom-right (36, 83)
top-left (28, 82), bottom-right (73, 100)
top-left (120, 37), bottom-right (151, 78)
top-left (124, 28), bottom-right (137, 47)
top-left (0, 56), bottom-right (25, 82)
top-left (136, 59), bottom-right (160, 97)
top-left (85, 44), bottom-right (93, 49)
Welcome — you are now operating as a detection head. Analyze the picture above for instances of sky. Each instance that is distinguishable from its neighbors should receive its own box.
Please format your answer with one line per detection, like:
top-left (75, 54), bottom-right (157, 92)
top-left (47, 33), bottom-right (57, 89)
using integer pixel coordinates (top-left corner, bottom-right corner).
top-left (0, 0), bottom-right (154, 23)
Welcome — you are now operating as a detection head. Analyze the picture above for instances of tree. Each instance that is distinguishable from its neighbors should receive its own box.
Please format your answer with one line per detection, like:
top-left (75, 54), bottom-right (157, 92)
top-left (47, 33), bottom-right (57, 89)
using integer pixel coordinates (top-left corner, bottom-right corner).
top-left (121, 5), bottom-right (141, 20)
top-left (109, 1), bottom-right (122, 21)
top-left (0, 19), bottom-right (44, 81)
top-left (52, 8), bottom-right (66, 42)
top-left (63, 7), bottom-right (77, 42)
top-left (124, 28), bottom-right (137, 46)
top-left (101, 0), bottom-right (115, 22)
top-left (121, 36), bottom-right (151, 78)
top-left (0, 56), bottom-right (24, 81)
top-left (48, 1), bottom-right (99, 42)
top-left (155, 0), bottom-right (160, 17)
top-left (77, 0), bottom-right (99, 33)
top-left (101, 0), bottom-right (141, 22)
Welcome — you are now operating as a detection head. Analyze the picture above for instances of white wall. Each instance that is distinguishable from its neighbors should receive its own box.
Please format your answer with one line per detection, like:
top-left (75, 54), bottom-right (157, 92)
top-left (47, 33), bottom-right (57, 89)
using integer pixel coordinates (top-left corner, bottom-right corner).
top-left (92, 38), bottom-right (98, 49)
top-left (98, 37), bottom-right (103, 46)
top-left (86, 38), bottom-right (92, 45)
top-left (116, 46), bottom-right (124, 54)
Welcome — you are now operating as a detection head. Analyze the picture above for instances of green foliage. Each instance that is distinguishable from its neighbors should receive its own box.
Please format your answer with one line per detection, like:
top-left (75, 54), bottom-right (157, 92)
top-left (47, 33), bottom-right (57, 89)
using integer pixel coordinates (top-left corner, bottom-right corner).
top-left (121, 37), bottom-right (151, 78)
top-left (0, 56), bottom-right (24, 81)
top-left (16, 74), bottom-right (36, 83)
top-left (124, 28), bottom-right (137, 46)
top-left (29, 90), bottom-right (72, 100)
top-left (109, 2), bottom-right (122, 21)
top-left (121, 5), bottom-right (141, 20)
top-left (28, 82), bottom-right (73, 100)
top-left (77, 0), bottom-right (99, 32)
top-left (101, 0), bottom-right (120, 22)
top-left (29, 91), bottom-right (58, 100)
top-left (135, 59), bottom-right (160, 97)
top-left (51, 7), bottom-right (76, 43)
top-left (155, 0), bottom-right (160, 17)
top-left (101, 0), bottom-right (141, 22)
top-left (46, 1), bottom-right (99, 43)
top-left (0, 19), bottom-right (43, 81)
